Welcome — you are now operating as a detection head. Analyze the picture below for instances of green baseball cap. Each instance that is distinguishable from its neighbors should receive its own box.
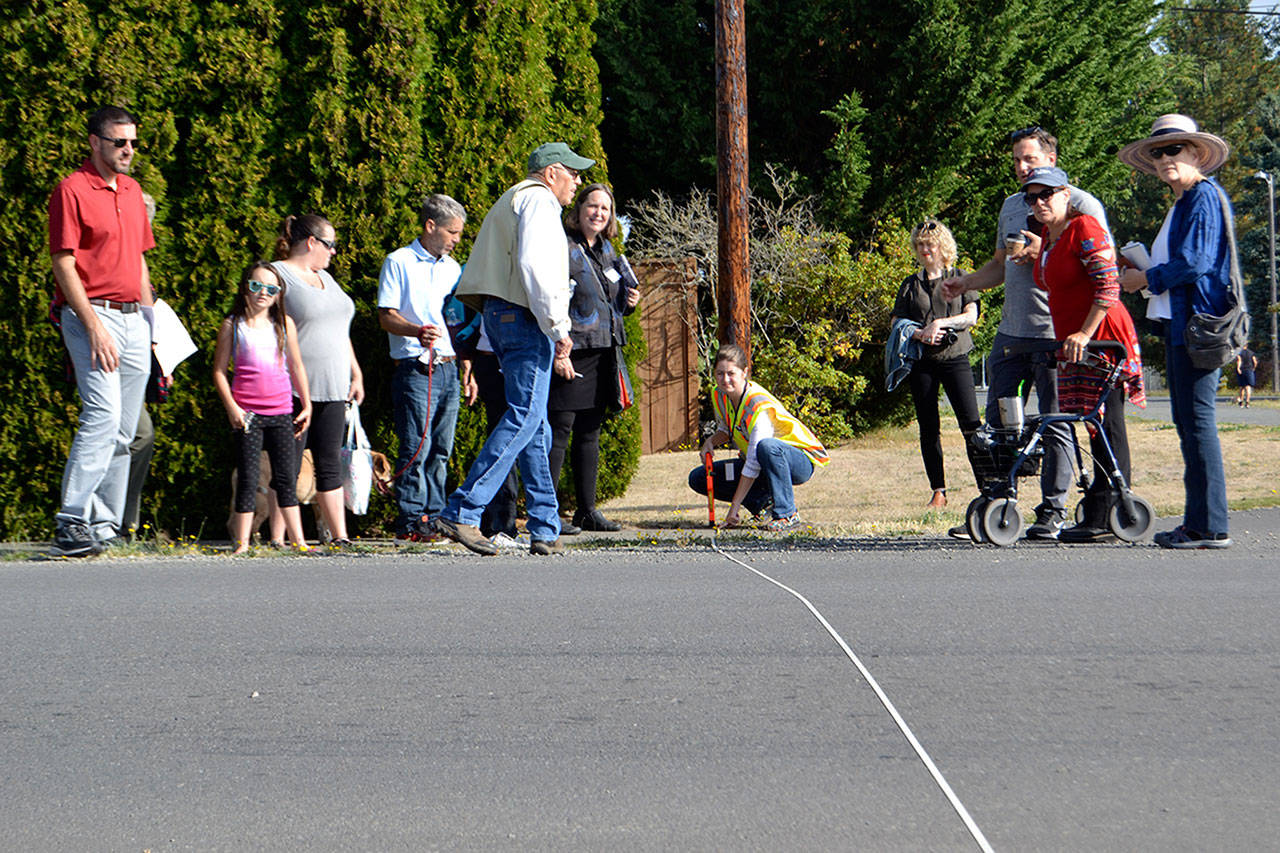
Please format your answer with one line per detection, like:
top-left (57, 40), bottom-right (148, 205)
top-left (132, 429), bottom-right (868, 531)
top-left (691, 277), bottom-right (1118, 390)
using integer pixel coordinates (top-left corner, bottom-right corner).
top-left (528, 142), bottom-right (595, 173)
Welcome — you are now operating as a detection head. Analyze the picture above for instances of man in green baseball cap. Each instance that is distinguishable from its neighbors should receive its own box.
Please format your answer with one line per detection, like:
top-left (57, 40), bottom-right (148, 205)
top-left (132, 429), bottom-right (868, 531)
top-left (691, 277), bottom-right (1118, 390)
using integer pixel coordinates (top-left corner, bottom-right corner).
top-left (435, 141), bottom-right (594, 556)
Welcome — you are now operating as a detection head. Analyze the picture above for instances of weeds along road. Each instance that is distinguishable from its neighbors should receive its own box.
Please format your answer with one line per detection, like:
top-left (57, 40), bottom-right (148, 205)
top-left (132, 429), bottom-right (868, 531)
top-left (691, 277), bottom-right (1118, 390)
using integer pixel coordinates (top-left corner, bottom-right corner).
top-left (2, 509), bottom-right (1278, 851)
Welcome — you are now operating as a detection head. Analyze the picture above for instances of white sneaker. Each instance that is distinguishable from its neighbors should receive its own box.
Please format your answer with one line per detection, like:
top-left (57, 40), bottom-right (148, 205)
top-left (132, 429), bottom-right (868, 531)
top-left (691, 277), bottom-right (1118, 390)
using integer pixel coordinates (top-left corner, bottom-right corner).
top-left (490, 532), bottom-right (529, 550)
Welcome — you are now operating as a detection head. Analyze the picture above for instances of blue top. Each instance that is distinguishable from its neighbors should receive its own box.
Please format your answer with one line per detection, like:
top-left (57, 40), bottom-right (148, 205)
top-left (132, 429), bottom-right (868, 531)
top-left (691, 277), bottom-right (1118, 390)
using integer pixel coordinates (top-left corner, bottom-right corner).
top-left (376, 237), bottom-right (462, 360)
top-left (1144, 178), bottom-right (1234, 346)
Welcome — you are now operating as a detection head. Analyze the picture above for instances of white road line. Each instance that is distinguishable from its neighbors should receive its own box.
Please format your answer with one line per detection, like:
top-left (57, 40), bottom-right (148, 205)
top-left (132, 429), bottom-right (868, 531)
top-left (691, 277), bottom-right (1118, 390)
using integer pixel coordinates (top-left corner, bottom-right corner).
top-left (711, 539), bottom-right (995, 853)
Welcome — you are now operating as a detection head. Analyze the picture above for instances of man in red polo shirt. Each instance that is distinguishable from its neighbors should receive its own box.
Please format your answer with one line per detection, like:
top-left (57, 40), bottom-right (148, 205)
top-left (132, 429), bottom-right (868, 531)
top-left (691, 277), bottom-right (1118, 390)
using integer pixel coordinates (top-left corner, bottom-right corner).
top-left (48, 106), bottom-right (155, 556)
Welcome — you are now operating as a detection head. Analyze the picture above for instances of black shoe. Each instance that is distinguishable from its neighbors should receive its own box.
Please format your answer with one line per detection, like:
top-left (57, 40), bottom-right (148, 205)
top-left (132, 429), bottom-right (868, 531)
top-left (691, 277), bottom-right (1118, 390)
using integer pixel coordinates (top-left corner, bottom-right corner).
top-left (1058, 523), bottom-right (1113, 543)
top-left (52, 521), bottom-right (105, 557)
top-left (574, 509), bottom-right (621, 532)
top-left (1025, 506), bottom-right (1068, 540)
top-left (559, 520), bottom-right (582, 536)
top-left (947, 524), bottom-right (970, 540)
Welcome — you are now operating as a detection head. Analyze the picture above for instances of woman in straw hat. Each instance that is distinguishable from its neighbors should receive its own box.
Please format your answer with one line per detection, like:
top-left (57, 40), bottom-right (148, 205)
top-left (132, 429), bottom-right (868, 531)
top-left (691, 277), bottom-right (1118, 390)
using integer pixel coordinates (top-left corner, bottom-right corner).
top-left (1118, 114), bottom-right (1234, 549)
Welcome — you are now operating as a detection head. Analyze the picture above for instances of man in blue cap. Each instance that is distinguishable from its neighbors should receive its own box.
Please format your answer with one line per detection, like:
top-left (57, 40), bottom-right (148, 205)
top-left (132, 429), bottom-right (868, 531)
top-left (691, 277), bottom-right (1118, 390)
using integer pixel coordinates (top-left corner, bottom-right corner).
top-left (945, 127), bottom-right (1109, 541)
top-left (435, 142), bottom-right (594, 555)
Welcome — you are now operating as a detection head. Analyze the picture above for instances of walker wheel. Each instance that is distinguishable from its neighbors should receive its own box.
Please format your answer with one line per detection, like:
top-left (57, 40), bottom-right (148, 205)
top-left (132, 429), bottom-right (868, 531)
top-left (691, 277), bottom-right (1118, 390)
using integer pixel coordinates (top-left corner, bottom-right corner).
top-left (966, 497), bottom-right (989, 543)
top-left (981, 498), bottom-right (1023, 547)
top-left (1108, 495), bottom-right (1154, 543)
top-left (1074, 499), bottom-right (1086, 524)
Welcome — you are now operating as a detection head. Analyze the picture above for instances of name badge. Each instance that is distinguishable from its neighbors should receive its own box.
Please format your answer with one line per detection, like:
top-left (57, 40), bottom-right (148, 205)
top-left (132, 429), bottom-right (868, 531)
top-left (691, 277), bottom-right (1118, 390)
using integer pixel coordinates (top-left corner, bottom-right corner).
top-left (604, 268), bottom-right (622, 284)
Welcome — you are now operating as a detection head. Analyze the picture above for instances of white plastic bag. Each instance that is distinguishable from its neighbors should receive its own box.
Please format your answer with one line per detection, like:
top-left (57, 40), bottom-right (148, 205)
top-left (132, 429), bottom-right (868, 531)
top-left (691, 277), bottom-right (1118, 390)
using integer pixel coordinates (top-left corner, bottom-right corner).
top-left (340, 402), bottom-right (373, 515)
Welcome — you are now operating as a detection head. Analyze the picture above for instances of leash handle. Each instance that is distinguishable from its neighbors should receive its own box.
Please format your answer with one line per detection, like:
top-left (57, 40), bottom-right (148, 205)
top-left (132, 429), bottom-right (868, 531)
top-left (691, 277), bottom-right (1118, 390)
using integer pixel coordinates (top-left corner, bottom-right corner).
top-left (703, 450), bottom-right (715, 528)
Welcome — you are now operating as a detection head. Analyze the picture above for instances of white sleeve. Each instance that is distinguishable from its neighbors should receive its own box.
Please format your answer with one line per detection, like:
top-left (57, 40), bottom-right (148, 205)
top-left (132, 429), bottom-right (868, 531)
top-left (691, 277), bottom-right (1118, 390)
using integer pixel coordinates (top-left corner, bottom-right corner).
top-left (376, 254), bottom-right (404, 310)
top-left (740, 413), bottom-right (775, 479)
top-left (513, 188), bottom-right (572, 340)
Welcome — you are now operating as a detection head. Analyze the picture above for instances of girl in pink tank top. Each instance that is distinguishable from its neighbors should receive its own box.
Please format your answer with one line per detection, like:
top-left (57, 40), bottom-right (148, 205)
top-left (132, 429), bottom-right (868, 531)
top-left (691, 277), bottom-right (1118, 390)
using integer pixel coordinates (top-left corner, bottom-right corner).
top-left (212, 262), bottom-right (312, 553)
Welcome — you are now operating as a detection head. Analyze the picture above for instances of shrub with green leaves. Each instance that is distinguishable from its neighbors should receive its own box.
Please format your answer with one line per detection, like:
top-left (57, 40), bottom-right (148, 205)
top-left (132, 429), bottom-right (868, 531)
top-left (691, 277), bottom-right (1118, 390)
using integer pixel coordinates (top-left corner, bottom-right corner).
top-left (0, 0), bottom-right (634, 540)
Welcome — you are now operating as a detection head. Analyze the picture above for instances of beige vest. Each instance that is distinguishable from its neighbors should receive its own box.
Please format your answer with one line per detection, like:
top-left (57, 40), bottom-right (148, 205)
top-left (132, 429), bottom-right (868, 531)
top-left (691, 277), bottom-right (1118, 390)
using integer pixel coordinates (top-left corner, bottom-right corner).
top-left (455, 179), bottom-right (545, 312)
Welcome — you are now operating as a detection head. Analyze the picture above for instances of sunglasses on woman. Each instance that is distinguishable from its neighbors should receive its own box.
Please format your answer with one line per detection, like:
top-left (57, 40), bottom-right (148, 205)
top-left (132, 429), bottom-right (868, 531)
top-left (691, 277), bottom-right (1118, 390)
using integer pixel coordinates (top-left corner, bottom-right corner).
top-left (1149, 143), bottom-right (1186, 159)
top-left (1023, 186), bottom-right (1064, 205)
top-left (248, 280), bottom-right (281, 296)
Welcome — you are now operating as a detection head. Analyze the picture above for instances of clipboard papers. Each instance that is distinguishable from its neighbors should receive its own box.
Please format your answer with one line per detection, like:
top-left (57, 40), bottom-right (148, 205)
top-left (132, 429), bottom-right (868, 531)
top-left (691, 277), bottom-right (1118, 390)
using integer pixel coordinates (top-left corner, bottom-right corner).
top-left (141, 299), bottom-right (197, 376)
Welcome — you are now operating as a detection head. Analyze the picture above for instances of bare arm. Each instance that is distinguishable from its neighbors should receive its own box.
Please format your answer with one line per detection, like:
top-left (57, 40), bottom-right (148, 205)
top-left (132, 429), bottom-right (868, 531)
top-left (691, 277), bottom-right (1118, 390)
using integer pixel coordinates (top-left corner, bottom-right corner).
top-left (378, 306), bottom-right (441, 347)
top-left (347, 338), bottom-right (365, 404)
top-left (211, 319), bottom-right (244, 429)
top-left (285, 317), bottom-right (312, 435)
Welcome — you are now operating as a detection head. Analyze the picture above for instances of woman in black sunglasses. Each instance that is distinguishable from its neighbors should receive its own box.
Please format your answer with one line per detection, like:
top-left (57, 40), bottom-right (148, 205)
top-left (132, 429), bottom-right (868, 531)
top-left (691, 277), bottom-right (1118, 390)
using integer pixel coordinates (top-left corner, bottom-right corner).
top-left (890, 218), bottom-right (983, 516)
top-left (1117, 115), bottom-right (1234, 549)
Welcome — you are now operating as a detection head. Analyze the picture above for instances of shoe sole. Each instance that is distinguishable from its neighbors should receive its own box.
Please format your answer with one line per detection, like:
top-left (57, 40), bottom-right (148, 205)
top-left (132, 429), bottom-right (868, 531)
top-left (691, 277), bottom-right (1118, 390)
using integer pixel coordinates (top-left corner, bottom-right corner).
top-left (52, 543), bottom-right (104, 557)
top-left (434, 518), bottom-right (498, 556)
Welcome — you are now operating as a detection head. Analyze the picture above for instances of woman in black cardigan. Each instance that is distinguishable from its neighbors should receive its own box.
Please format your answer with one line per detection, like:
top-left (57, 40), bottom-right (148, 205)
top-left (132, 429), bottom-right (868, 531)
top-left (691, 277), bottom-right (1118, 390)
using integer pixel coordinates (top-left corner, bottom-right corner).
top-left (549, 183), bottom-right (640, 533)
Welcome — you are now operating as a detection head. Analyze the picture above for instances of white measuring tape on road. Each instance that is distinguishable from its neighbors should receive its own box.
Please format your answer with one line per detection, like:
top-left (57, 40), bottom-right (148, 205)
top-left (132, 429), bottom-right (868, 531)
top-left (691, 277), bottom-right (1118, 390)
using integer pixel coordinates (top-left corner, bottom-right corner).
top-left (710, 536), bottom-right (995, 853)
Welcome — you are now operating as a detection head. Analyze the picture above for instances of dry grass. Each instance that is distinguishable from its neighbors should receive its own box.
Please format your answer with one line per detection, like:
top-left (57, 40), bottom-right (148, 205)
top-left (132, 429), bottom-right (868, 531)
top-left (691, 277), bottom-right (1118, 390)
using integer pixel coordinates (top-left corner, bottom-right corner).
top-left (602, 416), bottom-right (1280, 536)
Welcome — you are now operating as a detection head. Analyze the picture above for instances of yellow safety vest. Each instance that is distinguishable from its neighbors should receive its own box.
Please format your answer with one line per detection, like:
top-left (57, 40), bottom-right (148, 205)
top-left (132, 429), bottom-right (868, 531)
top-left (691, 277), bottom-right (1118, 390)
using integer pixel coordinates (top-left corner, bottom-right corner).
top-left (713, 381), bottom-right (829, 467)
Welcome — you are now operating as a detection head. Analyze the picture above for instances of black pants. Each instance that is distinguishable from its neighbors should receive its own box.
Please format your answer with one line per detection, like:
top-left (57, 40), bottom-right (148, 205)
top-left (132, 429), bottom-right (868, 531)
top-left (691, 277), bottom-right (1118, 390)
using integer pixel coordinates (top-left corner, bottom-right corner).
top-left (472, 351), bottom-right (519, 538)
top-left (547, 407), bottom-right (606, 514)
top-left (294, 398), bottom-right (346, 492)
top-left (234, 413), bottom-right (299, 512)
top-left (907, 356), bottom-right (982, 491)
top-left (1082, 384), bottom-right (1130, 510)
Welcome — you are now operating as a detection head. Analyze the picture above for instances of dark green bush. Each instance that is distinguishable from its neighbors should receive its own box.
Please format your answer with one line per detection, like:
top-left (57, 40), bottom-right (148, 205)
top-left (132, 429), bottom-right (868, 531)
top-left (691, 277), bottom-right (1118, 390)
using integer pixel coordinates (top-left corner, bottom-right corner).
top-left (0, 0), bottom-right (629, 540)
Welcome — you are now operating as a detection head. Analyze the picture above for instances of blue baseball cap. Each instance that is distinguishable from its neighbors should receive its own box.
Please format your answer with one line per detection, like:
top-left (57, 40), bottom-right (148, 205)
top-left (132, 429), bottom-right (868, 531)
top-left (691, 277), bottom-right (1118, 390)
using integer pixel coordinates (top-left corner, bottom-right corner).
top-left (1020, 165), bottom-right (1070, 190)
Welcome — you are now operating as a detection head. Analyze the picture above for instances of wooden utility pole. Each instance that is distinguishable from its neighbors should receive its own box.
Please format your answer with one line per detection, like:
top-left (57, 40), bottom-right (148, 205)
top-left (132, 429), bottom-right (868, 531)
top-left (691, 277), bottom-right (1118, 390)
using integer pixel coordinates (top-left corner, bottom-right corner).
top-left (715, 0), bottom-right (750, 361)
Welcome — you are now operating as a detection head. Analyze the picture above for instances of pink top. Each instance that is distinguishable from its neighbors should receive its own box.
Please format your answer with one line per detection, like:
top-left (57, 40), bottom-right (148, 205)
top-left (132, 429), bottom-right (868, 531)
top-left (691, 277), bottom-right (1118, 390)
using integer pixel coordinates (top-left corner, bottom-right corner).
top-left (230, 319), bottom-right (292, 416)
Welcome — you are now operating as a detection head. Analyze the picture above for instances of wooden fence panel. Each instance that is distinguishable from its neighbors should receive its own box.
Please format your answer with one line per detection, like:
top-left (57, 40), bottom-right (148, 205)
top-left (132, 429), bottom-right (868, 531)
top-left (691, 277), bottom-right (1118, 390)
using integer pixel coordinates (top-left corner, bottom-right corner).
top-left (634, 259), bottom-right (700, 454)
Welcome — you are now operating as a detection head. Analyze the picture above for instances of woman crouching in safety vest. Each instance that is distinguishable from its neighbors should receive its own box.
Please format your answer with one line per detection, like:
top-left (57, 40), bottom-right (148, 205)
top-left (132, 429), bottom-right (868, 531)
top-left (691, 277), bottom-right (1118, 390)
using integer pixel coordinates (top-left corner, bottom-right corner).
top-left (688, 343), bottom-right (829, 531)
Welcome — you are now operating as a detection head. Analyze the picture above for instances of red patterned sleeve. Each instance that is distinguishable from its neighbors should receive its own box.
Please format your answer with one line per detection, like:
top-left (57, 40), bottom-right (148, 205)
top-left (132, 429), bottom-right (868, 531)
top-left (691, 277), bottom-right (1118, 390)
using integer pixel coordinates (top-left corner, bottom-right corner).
top-left (1071, 216), bottom-right (1119, 309)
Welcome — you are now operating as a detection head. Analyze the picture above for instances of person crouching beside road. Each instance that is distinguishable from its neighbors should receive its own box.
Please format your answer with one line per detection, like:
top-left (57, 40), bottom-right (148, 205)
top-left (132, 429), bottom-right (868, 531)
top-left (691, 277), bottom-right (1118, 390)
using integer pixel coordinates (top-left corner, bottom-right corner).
top-left (1024, 166), bottom-right (1145, 543)
top-left (376, 194), bottom-right (467, 543)
top-left (890, 219), bottom-right (981, 518)
top-left (434, 142), bottom-right (594, 556)
top-left (1117, 115), bottom-right (1234, 549)
top-left (688, 344), bottom-right (829, 531)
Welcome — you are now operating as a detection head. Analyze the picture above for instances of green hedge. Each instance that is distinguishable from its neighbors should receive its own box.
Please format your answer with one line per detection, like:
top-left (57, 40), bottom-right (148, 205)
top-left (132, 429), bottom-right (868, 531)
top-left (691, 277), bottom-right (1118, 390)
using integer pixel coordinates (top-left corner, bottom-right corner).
top-left (0, 0), bottom-right (639, 540)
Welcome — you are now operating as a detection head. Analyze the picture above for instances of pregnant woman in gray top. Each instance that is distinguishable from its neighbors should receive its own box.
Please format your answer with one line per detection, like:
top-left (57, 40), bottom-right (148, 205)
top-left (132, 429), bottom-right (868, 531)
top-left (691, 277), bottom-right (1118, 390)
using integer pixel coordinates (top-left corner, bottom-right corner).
top-left (270, 213), bottom-right (365, 547)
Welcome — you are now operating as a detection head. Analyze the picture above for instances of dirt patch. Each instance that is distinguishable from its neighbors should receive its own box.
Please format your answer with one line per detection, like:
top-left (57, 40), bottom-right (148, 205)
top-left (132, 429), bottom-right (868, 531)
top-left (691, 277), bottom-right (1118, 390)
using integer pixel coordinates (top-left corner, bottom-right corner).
top-left (602, 417), bottom-right (1280, 536)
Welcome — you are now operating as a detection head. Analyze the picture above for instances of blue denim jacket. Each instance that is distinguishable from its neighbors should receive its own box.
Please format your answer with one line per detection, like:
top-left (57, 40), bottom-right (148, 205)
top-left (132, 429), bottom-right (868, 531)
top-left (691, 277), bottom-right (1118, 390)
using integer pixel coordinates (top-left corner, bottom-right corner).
top-left (884, 317), bottom-right (922, 392)
top-left (1144, 178), bottom-right (1234, 346)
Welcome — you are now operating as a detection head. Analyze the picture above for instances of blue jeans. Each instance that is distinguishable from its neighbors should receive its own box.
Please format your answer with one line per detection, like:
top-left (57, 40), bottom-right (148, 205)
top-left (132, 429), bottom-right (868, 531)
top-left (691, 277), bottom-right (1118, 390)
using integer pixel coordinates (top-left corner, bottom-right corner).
top-left (57, 304), bottom-right (151, 538)
top-left (688, 438), bottom-right (815, 518)
top-left (443, 299), bottom-right (560, 541)
top-left (1166, 342), bottom-right (1229, 535)
top-left (986, 332), bottom-right (1072, 511)
top-left (391, 358), bottom-right (460, 533)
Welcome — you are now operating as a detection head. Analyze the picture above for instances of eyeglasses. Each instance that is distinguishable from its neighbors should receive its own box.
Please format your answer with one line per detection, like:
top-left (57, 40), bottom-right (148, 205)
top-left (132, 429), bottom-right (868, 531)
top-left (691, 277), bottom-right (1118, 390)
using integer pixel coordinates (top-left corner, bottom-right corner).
top-left (917, 221), bottom-right (938, 232)
top-left (1150, 143), bottom-right (1186, 160)
top-left (1009, 126), bottom-right (1042, 143)
top-left (557, 164), bottom-right (581, 180)
top-left (99, 136), bottom-right (139, 150)
top-left (311, 235), bottom-right (337, 251)
top-left (248, 280), bottom-right (281, 296)
top-left (1023, 186), bottom-right (1064, 205)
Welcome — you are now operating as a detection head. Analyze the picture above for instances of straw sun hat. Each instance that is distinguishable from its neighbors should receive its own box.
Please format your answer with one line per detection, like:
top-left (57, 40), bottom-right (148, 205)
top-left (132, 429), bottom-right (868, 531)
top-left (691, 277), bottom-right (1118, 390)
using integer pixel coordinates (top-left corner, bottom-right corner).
top-left (1117, 114), bottom-right (1230, 175)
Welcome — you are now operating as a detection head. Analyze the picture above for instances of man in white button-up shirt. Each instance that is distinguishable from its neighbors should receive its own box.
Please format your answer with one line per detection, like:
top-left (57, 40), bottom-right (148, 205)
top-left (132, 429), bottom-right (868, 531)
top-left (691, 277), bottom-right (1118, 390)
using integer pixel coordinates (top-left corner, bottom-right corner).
top-left (377, 194), bottom-right (467, 540)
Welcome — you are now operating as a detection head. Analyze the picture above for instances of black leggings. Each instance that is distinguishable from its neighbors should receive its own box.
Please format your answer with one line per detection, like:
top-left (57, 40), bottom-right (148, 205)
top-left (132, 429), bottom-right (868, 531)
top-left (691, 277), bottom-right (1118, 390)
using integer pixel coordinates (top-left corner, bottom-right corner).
top-left (547, 407), bottom-right (606, 512)
top-left (907, 355), bottom-right (982, 491)
top-left (234, 413), bottom-right (298, 512)
top-left (294, 398), bottom-right (345, 492)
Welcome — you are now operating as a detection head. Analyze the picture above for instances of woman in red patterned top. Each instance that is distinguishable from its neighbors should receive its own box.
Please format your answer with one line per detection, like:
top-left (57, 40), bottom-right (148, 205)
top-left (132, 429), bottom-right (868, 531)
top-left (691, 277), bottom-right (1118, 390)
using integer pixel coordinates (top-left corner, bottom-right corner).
top-left (1023, 166), bottom-right (1144, 543)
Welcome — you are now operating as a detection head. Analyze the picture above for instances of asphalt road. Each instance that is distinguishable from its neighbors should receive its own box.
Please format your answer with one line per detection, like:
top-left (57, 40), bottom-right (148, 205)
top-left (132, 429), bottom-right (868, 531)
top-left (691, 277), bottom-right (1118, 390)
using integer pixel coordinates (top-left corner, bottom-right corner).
top-left (3, 510), bottom-right (1278, 852)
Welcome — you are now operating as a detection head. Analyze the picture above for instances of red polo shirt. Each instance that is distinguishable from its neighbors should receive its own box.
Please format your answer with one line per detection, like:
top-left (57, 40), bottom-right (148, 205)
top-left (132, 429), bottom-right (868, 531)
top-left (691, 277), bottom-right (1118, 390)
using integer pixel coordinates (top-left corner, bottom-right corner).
top-left (48, 160), bottom-right (155, 304)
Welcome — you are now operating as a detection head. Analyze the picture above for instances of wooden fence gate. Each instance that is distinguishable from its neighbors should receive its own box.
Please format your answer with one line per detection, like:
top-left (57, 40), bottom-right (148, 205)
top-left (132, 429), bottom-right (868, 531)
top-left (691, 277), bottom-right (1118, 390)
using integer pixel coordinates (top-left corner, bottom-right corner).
top-left (633, 259), bottom-right (700, 454)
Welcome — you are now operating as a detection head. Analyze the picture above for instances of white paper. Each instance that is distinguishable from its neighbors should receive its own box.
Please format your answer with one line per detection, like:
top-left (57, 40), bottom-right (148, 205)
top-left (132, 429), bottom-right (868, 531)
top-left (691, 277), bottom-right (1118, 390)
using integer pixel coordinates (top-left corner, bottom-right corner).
top-left (1119, 241), bottom-right (1152, 270)
top-left (149, 298), bottom-right (197, 375)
